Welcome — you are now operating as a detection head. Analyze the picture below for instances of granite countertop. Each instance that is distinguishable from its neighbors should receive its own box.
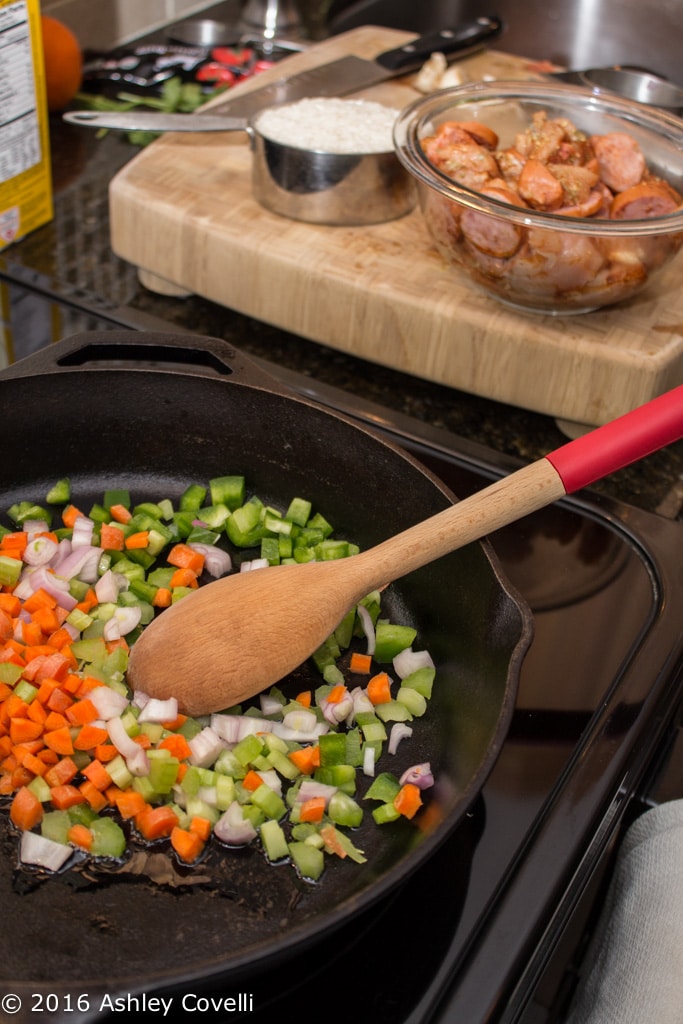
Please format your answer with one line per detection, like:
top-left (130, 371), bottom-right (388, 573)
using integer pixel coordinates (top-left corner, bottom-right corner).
top-left (2, 92), bottom-right (682, 518)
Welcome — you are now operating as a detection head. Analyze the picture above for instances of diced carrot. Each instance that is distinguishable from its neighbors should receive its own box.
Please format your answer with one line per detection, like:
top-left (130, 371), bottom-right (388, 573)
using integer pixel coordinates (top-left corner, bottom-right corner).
top-left (46, 687), bottom-right (73, 714)
top-left (294, 690), bottom-right (312, 708)
top-left (169, 567), bottom-right (198, 589)
top-left (35, 678), bottom-right (61, 705)
top-left (113, 789), bottom-right (147, 820)
top-left (75, 589), bottom-right (98, 613)
top-left (36, 748), bottom-right (59, 766)
top-left (20, 751), bottom-right (47, 778)
top-left (10, 785), bottom-right (43, 830)
top-left (47, 627), bottom-right (74, 651)
top-left (135, 804), bottom-right (179, 841)
top-left (158, 733), bottom-right (192, 760)
top-left (349, 651), bottom-right (373, 674)
top-left (81, 759), bottom-right (112, 792)
top-left (288, 745), bottom-right (320, 775)
top-left (49, 783), bottom-right (86, 810)
top-left (22, 588), bottom-right (57, 614)
top-left (73, 723), bottom-right (109, 751)
top-left (43, 726), bottom-right (74, 756)
top-left (152, 587), bottom-right (172, 608)
top-left (78, 779), bottom-right (108, 812)
top-left (326, 684), bottom-right (348, 704)
top-left (0, 594), bottom-right (21, 617)
top-left (160, 713), bottom-right (188, 732)
top-left (109, 504), bottom-right (132, 524)
top-left (44, 756), bottom-right (79, 788)
top-left (167, 543), bottom-right (205, 575)
top-left (9, 717), bottom-right (44, 745)
top-left (242, 769), bottom-right (264, 792)
top-left (20, 620), bottom-right (44, 647)
top-left (367, 671), bottom-right (392, 706)
top-left (65, 698), bottom-right (98, 727)
top-left (125, 531), bottom-right (149, 550)
top-left (3, 694), bottom-right (28, 720)
top-left (189, 816), bottom-right (213, 842)
top-left (26, 698), bottom-right (47, 727)
top-left (133, 733), bottom-right (151, 750)
top-left (299, 796), bottom-right (326, 823)
top-left (11, 765), bottom-right (34, 789)
top-left (43, 710), bottom-right (68, 732)
top-left (30, 607), bottom-right (60, 635)
top-left (170, 825), bottom-right (205, 864)
top-left (62, 504), bottom-right (85, 529)
top-left (99, 522), bottom-right (125, 551)
top-left (93, 743), bottom-right (118, 763)
top-left (319, 823), bottom-right (347, 859)
top-left (0, 773), bottom-right (15, 795)
top-left (393, 782), bottom-right (423, 820)
top-left (67, 823), bottom-right (93, 851)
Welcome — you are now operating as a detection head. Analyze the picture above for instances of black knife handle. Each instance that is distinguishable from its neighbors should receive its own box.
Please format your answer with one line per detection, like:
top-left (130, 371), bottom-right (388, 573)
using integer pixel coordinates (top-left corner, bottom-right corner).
top-left (375, 15), bottom-right (504, 73)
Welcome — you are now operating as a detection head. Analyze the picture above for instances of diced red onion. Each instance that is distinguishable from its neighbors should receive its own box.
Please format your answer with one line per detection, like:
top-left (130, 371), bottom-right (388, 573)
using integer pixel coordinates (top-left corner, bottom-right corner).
top-left (272, 708), bottom-right (329, 742)
top-left (399, 762), bottom-right (434, 789)
top-left (210, 714), bottom-right (274, 744)
top-left (107, 715), bottom-right (150, 776)
top-left (321, 694), bottom-right (354, 725)
top-left (16, 566), bottom-right (78, 610)
top-left (23, 519), bottom-right (50, 535)
top-left (138, 696), bottom-right (178, 724)
top-left (393, 648), bottom-right (435, 679)
top-left (259, 692), bottom-right (285, 717)
top-left (71, 515), bottom-right (95, 548)
top-left (356, 603), bottom-right (376, 655)
top-left (363, 744), bottom-right (376, 777)
top-left (95, 569), bottom-right (128, 604)
top-left (188, 726), bottom-right (226, 768)
top-left (197, 785), bottom-right (219, 806)
top-left (103, 606), bottom-right (142, 641)
top-left (188, 542), bottom-right (232, 578)
top-left (22, 536), bottom-right (59, 567)
top-left (88, 685), bottom-right (129, 720)
top-left (350, 686), bottom-right (374, 720)
top-left (20, 831), bottom-right (72, 871)
top-left (296, 779), bottom-right (337, 805)
top-left (52, 546), bottom-right (102, 583)
top-left (255, 769), bottom-right (282, 795)
top-left (214, 801), bottom-right (257, 846)
top-left (239, 558), bottom-right (270, 572)
top-left (388, 722), bottom-right (413, 755)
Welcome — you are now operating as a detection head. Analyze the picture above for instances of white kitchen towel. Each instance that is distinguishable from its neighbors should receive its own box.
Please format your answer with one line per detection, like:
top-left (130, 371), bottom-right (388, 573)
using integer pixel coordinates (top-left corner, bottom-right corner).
top-left (565, 800), bottom-right (683, 1024)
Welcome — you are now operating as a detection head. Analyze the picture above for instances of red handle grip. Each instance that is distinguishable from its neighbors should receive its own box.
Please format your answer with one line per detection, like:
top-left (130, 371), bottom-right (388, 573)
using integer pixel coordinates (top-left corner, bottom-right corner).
top-left (546, 385), bottom-right (683, 494)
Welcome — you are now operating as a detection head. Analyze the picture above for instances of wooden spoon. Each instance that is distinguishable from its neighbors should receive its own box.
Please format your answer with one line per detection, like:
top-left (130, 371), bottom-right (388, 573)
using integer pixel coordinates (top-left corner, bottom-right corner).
top-left (127, 386), bottom-right (683, 715)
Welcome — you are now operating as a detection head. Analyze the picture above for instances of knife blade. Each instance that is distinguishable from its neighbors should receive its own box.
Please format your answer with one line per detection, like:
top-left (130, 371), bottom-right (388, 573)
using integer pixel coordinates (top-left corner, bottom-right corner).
top-left (205, 16), bottom-right (503, 120)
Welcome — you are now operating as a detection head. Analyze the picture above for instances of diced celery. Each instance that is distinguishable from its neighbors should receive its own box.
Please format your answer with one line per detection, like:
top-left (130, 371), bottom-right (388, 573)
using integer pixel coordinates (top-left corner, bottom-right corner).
top-left (318, 732), bottom-right (347, 768)
top-left (28, 775), bottom-right (51, 803)
top-left (105, 755), bottom-right (134, 790)
top-left (131, 774), bottom-right (159, 803)
top-left (185, 798), bottom-right (219, 825)
top-left (345, 728), bottom-right (363, 768)
top-left (316, 763), bottom-right (356, 794)
top-left (374, 623), bottom-right (418, 663)
top-left (364, 772), bottom-right (401, 803)
top-left (372, 802), bottom-right (401, 825)
top-left (323, 663), bottom-right (345, 686)
top-left (41, 810), bottom-right (71, 844)
top-left (233, 733), bottom-right (265, 767)
top-left (90, 817), bottom-right (126, 858)
top-left (148, 755), bottom-right (180, 794)
top-left (334, 608), bottom-right (356, 650)
top-left (260, 819), bottom-right (289, 862)
top-left (396, 687), bottom-right (428, 717)
top-left (215, 773), bottom-right (236, 811)
top-left (288, 840), bottom-right (325, 881)
top-left (355, 711), bottom-right (387, 743)
top-left (250, 783), bottom-right (286, 821)
top-left (213, 749), bottom-right (247, 779)
top-left (0, 663), bottom-right (22, 686)
top-left (328, 791), bottom-right (363, 828)
top-left (179, 483), bottom-right (207, 511)
top-left (376, 699), bottom-right (414, 723)
top-left (68, 803), bottom-right (99, 826)
top-left (267, 749), bottom-right (301, 781)
top-left (12, 679), bottom-right (37, 704)
top-left (0, 555), bottom-right (22, 587)
top-left (400, 666), bottom-right (435, 699)
top-left (70, 636), bottom-right (108, 664)
top-left (209, 475), bottom-right (245, 510)
top-left (46, 478), bottom-right (70, 504)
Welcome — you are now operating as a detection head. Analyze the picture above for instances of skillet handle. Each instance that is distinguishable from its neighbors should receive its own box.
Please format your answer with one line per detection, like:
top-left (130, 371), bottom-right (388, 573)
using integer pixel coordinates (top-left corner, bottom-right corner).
top-left (0, 330), bottom-right (285, 392)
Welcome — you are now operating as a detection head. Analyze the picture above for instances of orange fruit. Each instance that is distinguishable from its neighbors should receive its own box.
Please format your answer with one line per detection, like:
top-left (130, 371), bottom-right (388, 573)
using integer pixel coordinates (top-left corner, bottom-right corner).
top-left (40, 15), bottom-right (83, 112)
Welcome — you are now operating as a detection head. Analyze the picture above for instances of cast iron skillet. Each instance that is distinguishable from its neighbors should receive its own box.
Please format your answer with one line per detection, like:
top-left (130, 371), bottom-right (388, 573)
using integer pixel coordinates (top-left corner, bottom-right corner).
top-left (0, 333), bottom-right (532, 1004)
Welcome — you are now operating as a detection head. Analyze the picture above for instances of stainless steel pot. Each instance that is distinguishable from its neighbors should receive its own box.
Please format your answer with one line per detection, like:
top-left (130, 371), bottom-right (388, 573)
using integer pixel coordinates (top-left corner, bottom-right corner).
top-left (64, 107), bottom-right (416, 226)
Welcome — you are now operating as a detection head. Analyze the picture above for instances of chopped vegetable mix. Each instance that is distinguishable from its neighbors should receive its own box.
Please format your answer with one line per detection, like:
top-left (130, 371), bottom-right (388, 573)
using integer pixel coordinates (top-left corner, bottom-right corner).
top-left (0, 477), bottom-right (436, 882)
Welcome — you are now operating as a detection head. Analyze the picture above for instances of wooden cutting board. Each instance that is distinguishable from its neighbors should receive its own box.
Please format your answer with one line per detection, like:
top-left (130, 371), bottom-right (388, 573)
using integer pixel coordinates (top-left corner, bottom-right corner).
top-left (109, 27), bottom-right (683, 429)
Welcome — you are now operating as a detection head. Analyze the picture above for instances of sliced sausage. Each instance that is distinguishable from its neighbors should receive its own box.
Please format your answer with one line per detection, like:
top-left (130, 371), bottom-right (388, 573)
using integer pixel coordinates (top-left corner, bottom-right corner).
top-left (591, 132), bottom-right (646, 193)
top-left (517, 158), bottom-right (564, 210)
top-left (610, 179), bottom-right (682, 219)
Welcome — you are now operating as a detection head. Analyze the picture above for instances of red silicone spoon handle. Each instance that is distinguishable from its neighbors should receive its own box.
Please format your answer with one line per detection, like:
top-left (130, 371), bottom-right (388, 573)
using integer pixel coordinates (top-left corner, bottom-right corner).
top-left (546, 385), bottom-right (683, 494)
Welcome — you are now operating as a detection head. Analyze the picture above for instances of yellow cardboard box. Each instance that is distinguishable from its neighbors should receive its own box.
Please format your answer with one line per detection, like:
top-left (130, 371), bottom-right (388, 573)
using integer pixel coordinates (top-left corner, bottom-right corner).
top-left (0, 0), bottom-right (53, 250)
